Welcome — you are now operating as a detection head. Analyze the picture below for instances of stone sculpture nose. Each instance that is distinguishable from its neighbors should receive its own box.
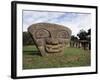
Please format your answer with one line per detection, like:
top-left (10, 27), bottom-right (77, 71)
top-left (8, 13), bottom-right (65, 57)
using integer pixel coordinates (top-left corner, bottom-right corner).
top-left (51, 38), bottom-right (59, 45)
top-left (46, 38), bottom-right (59, 45)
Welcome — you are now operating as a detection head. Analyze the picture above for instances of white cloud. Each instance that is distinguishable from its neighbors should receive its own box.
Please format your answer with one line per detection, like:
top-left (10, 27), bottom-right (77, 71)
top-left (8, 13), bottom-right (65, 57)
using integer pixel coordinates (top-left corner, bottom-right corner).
top-left (23, 10), bottom-right (91, 36)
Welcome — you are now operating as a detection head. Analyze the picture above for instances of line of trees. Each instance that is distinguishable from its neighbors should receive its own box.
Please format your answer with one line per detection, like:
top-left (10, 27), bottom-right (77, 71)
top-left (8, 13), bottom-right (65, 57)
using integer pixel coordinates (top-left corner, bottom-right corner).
top-left (70, 29), bottom-right (91, 50)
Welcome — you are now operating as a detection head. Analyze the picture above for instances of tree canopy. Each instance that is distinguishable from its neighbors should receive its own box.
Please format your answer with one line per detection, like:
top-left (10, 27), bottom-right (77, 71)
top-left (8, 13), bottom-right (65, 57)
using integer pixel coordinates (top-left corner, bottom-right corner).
top-left (23, 32), bottom-right (34, 45)
top-left (77, 29), bottom-right (88, 40)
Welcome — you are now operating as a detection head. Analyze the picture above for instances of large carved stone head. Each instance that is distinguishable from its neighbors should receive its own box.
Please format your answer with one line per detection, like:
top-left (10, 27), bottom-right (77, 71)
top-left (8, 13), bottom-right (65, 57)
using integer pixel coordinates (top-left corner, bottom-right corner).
top-left (28, 23), bottom-right (71, 56)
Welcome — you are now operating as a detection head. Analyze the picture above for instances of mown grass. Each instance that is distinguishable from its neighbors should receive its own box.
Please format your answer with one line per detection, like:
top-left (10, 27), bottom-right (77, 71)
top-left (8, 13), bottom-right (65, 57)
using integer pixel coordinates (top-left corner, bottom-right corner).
top-left (23, 45), bottom-right (91, 69)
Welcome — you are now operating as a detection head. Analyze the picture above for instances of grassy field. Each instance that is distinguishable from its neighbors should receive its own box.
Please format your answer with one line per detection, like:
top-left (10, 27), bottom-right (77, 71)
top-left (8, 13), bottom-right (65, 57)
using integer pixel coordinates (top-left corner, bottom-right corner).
top-left (23, 45), bottom-right (91, 69)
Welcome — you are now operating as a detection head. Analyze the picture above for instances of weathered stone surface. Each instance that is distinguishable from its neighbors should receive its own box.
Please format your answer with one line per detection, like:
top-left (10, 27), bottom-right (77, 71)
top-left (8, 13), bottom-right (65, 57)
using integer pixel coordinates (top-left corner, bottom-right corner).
top-left (28, 23), bottom-right (71, 56)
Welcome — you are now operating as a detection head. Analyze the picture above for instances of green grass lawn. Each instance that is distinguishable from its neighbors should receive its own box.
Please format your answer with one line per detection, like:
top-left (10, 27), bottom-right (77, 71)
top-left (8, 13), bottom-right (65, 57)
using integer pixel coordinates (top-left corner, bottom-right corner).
top-left (23, 45), bottom-right (91, 69)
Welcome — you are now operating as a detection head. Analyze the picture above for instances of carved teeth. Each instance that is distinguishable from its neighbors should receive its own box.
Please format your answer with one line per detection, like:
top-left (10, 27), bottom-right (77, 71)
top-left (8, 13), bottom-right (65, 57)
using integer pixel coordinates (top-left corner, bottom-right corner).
top-left (46, 44), bottom-right (62, 49)
top-left (45, 44), bottom-right (63, 53)
top-left (46, 47), bottom-right (61, 53)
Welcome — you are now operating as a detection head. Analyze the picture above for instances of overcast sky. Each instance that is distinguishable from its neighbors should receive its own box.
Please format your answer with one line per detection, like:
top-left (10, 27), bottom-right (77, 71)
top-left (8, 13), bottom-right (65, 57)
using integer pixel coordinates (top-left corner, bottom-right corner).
top-left (23, 10), bottom-right (91, 36)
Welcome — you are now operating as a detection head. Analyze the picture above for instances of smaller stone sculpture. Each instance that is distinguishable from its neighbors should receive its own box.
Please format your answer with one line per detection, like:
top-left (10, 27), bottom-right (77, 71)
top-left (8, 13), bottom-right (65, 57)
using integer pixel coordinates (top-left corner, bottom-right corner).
top-left (28, 23), bottom-right (71, 56)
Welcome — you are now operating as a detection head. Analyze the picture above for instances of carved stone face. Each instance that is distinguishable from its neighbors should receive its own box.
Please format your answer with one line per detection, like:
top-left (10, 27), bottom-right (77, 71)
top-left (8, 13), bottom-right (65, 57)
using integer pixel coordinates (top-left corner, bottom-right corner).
top-left (28, 23), bottom-right (71, 56)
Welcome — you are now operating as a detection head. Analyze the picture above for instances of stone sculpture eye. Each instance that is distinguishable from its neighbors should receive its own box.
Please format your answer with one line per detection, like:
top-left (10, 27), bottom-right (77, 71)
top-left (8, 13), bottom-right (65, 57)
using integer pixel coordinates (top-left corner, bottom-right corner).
top-left (57, 31), bottom-right (69, 38)
top-left (35, 29), bottom-right (50, 38)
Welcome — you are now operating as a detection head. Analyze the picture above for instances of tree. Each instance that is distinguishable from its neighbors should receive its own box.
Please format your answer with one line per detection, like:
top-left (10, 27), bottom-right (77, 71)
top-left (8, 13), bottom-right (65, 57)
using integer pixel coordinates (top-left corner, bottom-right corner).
top-left (86, 29), bottom-right (91, 50)
top-left (87, 29), bottom-right (91, 35)
top-left (77, 29), bottom-right (91, 50)
top-left (77, 29), bottom-right (87, 40)
top-left (77, 29), bottom-right (87, 49)
top-left (23, 32), bottom-right (34, 45)
top-left (70, 35), bottom-right (78, 47)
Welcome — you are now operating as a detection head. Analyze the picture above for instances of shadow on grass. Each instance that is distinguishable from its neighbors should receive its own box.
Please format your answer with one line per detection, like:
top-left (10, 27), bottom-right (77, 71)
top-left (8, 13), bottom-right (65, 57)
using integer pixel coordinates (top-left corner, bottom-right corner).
top-left (23, 51), bottom-right (41, 56)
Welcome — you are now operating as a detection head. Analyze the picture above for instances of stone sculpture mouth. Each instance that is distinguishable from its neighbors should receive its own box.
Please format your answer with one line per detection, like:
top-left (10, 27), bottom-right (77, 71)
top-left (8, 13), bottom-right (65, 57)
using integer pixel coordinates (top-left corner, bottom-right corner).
top-left (45, 44), bottom-right (63, 53)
